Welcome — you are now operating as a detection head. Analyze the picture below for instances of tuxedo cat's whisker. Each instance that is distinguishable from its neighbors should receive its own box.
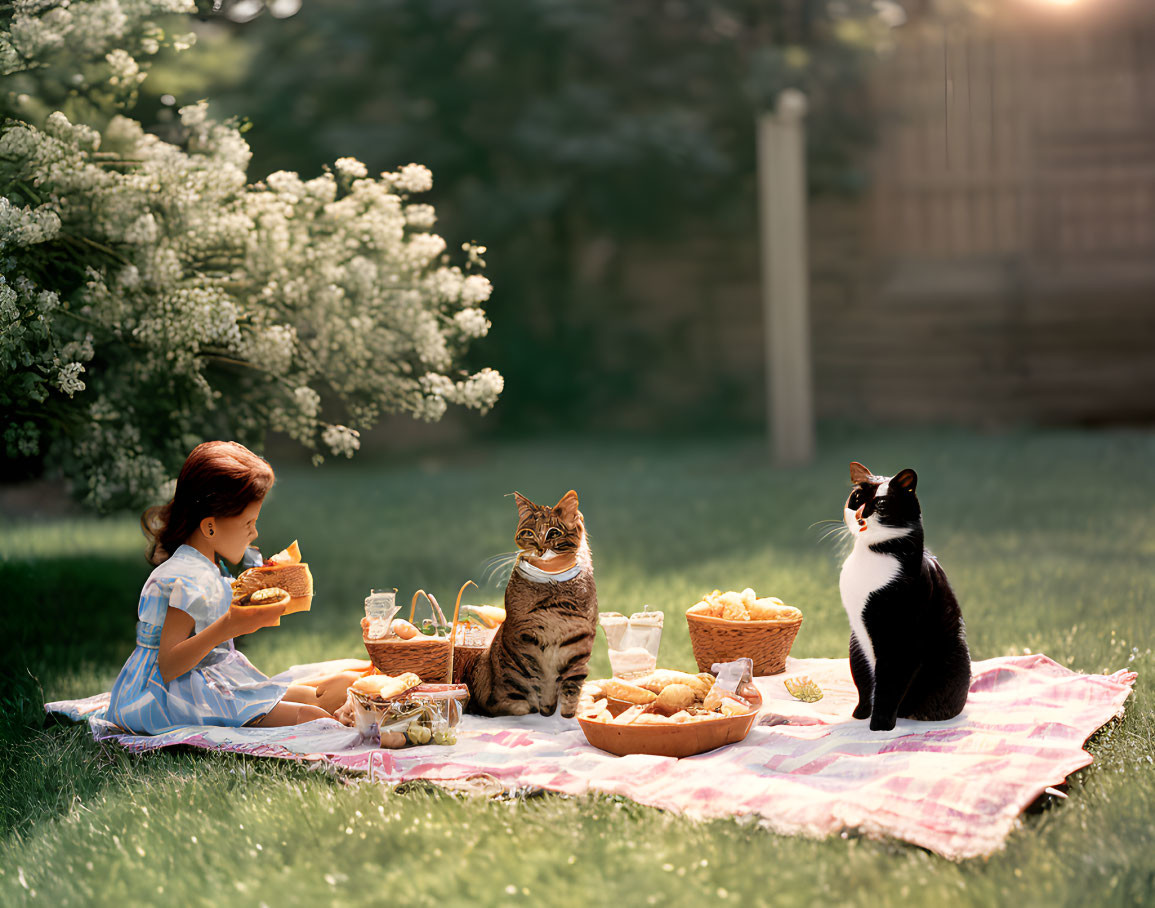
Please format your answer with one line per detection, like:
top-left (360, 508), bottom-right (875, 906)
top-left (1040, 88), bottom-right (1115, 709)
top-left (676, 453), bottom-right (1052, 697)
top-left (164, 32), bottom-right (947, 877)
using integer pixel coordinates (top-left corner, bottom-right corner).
top-left (818, 523), bottom-right (853, 544)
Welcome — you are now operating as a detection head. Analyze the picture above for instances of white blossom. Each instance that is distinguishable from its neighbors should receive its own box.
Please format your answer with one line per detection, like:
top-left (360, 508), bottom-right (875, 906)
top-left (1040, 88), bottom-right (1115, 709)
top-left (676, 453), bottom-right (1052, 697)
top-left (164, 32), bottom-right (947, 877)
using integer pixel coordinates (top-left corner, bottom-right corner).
top-left (178, 100), bottom-right (208, 128)
top-left (122, 213), bottom-right (157, 245)
top-left (390, 163), bottom-right (433, 194)
top-left (242, 324), bottom-right (296, 375)
top-left (460, 274), bottom-right (493, 305)
top-left (55, 361), bottom-right (87, 396)
top-left (405, 232), bottom-right (447, 267)
top-left (453, 307), bottom-right (491, 338)
top-left (0, 197), bottom-right (62, 248)
top-left (266, 170), bottom-right (305, 200)
top-left (457, 368), bottom-right (504, 413)
top-left (334, 157), bottom-right (368, 181)
top-left (321, 424), bottom-right (360, 458)
top-left (105, 49), bottom-right (144, 88)
top-left (404, 204), bottom-right (436, 229)
top-left (293, 386), bottom-right (320, 418)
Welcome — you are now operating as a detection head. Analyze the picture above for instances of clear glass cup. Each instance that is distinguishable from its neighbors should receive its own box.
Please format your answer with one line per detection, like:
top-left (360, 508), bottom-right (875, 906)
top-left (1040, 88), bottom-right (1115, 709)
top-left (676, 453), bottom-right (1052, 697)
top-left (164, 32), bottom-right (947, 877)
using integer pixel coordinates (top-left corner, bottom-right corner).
top-left (364, 588), bottom-right (399, 639)
top-left (601, 609), bottom-right (664, 678)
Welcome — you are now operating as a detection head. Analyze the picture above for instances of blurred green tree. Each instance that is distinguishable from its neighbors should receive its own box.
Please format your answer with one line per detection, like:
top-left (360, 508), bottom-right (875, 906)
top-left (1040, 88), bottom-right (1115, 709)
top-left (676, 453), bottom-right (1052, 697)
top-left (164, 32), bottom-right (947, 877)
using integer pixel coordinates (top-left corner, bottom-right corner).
top-left (209, 0), bottom-right (895, 432)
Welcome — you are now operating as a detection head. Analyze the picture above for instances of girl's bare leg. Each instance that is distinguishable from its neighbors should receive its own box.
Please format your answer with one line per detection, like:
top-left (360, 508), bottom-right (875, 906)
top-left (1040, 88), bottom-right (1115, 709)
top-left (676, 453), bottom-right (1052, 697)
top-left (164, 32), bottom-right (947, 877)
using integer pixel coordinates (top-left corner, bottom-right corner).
top-left (251, 699), bottom-right (332, 727)
top-left (284, 671), bottom-right (360, 714)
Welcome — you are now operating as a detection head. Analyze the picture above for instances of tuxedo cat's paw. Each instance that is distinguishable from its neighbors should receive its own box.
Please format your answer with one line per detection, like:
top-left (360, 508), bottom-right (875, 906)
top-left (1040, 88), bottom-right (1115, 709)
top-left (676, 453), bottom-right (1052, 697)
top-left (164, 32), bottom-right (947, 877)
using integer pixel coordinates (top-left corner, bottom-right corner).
top-left (869, 714), bottom-right (896, 731)
top-left (852, 702), bottom-right (871, 720)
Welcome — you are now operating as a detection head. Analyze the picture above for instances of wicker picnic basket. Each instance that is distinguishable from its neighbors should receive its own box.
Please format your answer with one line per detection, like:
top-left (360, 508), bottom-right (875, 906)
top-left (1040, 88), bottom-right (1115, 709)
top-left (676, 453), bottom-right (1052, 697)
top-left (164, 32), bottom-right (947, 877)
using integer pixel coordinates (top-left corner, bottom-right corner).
top-left (364, 589), bottom-right (458, 682)
top-left (364, 582), bottom-right (488, 684)
top-left (451, 624), bottom-right (497, 684)
top-left (686, 611), bottom-right (803, 676)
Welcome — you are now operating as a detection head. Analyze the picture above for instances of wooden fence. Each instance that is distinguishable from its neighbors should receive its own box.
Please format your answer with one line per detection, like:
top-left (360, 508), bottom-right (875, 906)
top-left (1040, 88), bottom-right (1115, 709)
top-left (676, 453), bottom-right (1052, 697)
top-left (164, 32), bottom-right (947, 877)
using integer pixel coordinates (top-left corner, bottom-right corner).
top-left (613, 9), bottom-right (1155, 430)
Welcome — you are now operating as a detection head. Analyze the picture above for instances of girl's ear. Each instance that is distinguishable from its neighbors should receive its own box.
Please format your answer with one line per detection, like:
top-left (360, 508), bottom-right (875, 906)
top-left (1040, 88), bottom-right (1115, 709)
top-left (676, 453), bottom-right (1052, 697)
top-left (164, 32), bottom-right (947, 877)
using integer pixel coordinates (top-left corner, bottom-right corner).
top-left (199, 516), bottom-right (215, 538)
top-left (892, 469), bottom-right (917, 493)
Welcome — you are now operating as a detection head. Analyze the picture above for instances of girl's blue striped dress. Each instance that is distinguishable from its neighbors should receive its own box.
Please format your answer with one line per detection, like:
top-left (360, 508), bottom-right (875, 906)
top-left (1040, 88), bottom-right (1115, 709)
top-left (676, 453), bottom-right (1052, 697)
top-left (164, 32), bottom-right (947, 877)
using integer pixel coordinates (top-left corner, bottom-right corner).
top-left (105, 544), bottom-right (289, 733)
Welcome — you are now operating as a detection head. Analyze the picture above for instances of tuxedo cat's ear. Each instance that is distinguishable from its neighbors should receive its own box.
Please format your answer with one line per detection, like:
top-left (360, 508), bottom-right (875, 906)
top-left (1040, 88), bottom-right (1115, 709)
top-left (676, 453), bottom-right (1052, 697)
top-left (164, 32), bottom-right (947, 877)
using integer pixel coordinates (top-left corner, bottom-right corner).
top-left (554, 490), bottom-right (580, 521)
top-left (849, 462), bottom-right (873, 484)
top-left (892, 469), bottom-right (917, 493)
top-left (512, 492), bottom-right (535, 521)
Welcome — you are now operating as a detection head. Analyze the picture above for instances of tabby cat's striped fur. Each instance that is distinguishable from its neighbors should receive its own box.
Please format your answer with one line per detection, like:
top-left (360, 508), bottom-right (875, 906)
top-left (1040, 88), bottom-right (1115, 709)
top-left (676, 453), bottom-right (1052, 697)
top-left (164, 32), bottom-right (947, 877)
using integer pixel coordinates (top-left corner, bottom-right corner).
top-left (465, 490), bottom-right (598, 718)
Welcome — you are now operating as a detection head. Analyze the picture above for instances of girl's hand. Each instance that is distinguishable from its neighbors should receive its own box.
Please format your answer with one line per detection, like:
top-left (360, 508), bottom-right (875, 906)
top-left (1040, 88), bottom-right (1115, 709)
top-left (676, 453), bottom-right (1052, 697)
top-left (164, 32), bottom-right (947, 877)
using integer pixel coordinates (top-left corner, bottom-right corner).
top-left (227, 602), bottom-right (287, 636)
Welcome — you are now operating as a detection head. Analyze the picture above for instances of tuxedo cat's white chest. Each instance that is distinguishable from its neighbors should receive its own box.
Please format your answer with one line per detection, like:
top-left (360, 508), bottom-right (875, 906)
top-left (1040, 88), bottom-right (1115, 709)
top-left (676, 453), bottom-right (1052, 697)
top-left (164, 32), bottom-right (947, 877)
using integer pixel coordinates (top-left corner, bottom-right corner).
top-left (839, 544), bottom-right (901, 670)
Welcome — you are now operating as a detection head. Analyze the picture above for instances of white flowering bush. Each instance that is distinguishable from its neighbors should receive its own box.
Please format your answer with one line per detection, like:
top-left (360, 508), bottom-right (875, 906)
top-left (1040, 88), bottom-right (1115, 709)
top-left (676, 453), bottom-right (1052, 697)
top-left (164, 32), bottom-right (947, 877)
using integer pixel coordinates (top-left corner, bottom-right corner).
top-left (0, 0), bottom-right (502, 510)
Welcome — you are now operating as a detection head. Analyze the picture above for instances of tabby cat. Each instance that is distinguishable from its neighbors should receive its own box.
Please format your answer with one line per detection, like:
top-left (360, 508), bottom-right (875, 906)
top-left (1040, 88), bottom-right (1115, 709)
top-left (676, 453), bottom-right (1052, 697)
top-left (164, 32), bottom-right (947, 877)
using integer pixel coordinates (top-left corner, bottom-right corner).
top-left (465, 490), bottom-right (598, 718)
top-left (839, 462), bottom-right (971, 731)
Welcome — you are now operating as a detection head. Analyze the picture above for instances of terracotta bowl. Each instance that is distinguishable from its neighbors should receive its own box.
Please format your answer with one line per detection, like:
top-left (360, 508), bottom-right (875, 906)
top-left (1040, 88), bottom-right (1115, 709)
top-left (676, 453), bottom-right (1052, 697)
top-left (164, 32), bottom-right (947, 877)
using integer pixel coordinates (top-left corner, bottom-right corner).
top-left (578, 711), bottom-right (758, 758)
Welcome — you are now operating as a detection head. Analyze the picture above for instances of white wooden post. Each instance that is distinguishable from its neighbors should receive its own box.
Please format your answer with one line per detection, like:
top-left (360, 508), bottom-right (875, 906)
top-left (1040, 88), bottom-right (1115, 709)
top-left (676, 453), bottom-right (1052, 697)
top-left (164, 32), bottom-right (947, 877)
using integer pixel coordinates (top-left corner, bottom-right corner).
top-left (758, 89), bottom-right (815, 466)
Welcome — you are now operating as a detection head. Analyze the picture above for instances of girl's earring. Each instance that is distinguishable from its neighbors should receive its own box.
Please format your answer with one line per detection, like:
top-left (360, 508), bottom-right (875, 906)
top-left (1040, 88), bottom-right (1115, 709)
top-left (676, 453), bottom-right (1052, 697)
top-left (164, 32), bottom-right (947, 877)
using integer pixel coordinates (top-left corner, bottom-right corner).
top-left (208, 527), bottom-right (214, 537)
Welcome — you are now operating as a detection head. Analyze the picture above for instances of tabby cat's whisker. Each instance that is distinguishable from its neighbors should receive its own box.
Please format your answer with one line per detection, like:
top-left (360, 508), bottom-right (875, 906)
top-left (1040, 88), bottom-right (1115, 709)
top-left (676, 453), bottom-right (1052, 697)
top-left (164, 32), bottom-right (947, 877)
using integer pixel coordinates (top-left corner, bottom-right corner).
top-left (480, 550), bottom-right (520, 586)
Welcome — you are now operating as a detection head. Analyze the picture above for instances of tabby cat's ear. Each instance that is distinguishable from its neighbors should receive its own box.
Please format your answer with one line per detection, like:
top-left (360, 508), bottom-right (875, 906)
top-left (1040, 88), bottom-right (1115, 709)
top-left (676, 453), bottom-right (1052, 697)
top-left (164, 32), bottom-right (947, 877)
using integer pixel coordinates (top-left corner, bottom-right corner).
top-left (512, 492), bottom-right (535, 521)
top-left (554, 490), bottom-right (580, 521)
top-left (892, 469), bottom-right (917, 493)
top-left (849, 462), bottom-right (873, 484)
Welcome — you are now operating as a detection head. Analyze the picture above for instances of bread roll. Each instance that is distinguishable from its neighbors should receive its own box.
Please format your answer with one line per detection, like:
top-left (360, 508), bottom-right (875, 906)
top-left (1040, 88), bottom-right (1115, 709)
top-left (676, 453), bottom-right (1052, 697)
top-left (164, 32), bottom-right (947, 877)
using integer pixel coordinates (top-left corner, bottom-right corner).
top-left (600, 680), bottom-right (657, 705)
top-left (235, 587), bottom-right (290, 608)
top-left (637, 670), bottom-right (712, 699)
top-left (654, 683), bottom-right (696, 714)
top-left (351, 672), bottom-right (421, 700)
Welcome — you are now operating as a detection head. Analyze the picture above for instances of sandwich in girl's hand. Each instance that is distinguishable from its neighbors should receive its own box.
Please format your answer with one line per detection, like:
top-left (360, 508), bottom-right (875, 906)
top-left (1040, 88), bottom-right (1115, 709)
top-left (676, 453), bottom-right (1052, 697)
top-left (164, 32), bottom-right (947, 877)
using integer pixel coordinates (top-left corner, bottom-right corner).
top-left (231, 540), bottom-right (313, 614)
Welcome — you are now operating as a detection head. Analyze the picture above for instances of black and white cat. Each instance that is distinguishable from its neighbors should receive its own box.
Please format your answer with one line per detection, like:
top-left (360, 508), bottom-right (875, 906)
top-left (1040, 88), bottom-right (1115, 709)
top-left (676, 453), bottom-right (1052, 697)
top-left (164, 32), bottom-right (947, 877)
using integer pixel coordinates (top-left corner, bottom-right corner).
top-left (838, 461), bottom-right (970, 731)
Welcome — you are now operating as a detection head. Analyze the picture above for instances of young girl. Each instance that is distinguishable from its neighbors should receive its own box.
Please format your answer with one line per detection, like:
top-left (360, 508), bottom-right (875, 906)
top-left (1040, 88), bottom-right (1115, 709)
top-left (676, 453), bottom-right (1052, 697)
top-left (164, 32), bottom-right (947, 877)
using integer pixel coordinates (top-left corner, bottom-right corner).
top-left (106, 440), bottom-right (343, 733)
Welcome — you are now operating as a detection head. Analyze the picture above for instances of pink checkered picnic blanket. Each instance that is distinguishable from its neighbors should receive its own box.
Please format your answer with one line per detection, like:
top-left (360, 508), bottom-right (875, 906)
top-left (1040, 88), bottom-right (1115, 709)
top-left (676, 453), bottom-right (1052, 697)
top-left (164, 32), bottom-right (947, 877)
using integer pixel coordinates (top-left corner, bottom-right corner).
top-left (47, 653), bottom-right (1135, 860)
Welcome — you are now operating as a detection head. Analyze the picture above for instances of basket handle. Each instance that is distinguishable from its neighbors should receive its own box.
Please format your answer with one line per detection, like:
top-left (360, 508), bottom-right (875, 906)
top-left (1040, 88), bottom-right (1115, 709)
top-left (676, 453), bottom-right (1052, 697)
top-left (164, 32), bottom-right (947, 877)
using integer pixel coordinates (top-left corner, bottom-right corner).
top-left (409, 589), bottom-right (425, 623)
top-left (449, 580), bottom-right (476, 684)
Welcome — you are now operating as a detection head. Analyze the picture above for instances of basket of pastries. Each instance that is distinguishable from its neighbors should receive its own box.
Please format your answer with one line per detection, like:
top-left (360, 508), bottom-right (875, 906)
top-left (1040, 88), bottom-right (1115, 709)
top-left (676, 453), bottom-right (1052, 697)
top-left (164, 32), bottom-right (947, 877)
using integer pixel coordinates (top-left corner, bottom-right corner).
top-left (686, 588), bottom-right (802, 676)
top-left (231, 541), bottom-right (313, 623)
top-left (576, 661), bottom-right (761, 758)
top-left (346, 672), bottom-right (470, 748)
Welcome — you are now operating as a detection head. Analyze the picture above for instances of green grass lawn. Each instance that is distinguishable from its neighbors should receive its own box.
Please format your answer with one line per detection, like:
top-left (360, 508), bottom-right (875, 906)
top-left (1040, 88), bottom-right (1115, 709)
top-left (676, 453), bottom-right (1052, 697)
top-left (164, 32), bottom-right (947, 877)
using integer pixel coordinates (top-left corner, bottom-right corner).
top-left (2, 428), bottom-right (1153, 906)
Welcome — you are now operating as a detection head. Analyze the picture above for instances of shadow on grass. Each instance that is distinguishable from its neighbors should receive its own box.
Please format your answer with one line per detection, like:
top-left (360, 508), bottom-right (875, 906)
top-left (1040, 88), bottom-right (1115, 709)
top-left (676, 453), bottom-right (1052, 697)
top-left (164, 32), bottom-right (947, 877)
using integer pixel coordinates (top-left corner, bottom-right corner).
top-left (0, 554), bottom-right (290, 837)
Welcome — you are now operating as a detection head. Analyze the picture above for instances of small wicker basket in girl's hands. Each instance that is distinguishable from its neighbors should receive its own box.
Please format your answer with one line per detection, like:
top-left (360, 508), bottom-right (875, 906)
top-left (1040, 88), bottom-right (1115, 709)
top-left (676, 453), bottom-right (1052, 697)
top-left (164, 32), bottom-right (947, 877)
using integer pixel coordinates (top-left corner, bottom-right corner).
top-left (686, 589), bottom-right (803, 677)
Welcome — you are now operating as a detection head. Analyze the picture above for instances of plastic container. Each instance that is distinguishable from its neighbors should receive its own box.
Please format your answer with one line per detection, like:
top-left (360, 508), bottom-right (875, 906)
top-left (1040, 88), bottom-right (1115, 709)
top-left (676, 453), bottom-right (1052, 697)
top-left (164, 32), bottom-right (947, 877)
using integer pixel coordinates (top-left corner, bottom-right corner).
top-left (346, 682), bottom-right (470, 746)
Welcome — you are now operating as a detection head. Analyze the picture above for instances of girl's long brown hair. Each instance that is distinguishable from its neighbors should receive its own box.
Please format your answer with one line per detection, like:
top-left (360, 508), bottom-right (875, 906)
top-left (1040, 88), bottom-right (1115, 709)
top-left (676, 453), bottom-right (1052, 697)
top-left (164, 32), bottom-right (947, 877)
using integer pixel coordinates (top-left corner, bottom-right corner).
top-left (141, 441), bottom-right (275, 565)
